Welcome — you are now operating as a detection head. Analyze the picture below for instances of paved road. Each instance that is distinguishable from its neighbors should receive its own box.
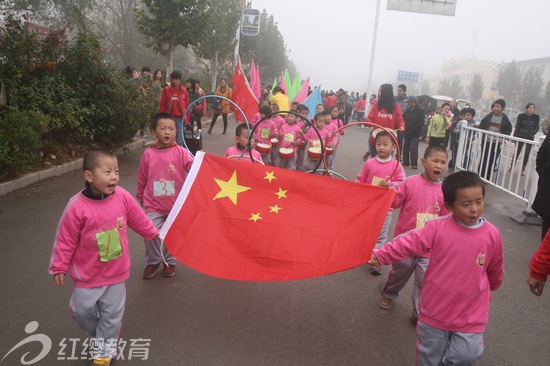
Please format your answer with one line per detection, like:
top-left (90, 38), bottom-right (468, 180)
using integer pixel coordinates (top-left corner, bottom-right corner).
top-left (1, 119), bottom-right (549, 365)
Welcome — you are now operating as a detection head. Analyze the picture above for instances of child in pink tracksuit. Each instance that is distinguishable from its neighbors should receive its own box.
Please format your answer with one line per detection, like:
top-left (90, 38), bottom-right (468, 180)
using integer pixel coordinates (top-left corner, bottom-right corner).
top-left (326, 106), bottom-right (346, 170)
top-left (369, 171), bottom-right (504, 366)
top-left (49, 149), bottom-right (158, 365)
top-left (270, 104), bottom-right (286, 165)
top-left (356, 129), bottom-right (405, 274)
top-left (378, 145), bottom-right (449, 321)
top-left (225, 123), bottom-right (263, 163)
top-left (136, 113), bottom-right (194, 279)
top-left (253, 105), bottom-right (278, 166)
top-left (278, 112), bottom-right (304, 170)
top-left (303, 113), bottom-right (334, 173)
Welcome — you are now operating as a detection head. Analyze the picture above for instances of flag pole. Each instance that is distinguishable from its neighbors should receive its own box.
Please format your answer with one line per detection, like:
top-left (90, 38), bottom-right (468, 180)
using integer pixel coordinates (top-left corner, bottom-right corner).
top-left (366, 0), bottom-right (381, 96)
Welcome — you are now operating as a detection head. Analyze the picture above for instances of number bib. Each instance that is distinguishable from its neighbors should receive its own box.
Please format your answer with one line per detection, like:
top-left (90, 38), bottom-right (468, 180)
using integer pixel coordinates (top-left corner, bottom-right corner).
top-left (261, 127), bottom-right (270, 139)
top-left (154, 180), bottom-right (175, 196)
top-left (96, 229), bottom-right (122, 262)
top-left (416, 213), bottom-right (438, 228)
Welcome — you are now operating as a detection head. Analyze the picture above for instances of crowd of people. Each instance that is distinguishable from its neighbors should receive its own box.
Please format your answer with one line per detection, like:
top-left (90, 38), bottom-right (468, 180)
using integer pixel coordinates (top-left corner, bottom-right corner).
top-left (47, 69), bottom-right (550, 366)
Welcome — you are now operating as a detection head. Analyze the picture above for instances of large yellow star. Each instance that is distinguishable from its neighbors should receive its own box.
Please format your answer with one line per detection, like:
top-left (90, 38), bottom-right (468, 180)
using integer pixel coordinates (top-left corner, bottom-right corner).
top-left (269, 205), bottom-right (282, 213)
top-left (274, 187), bottom-right (287, 199)
top-left (213, 170), bottom-right (251, 205)
top-left (264, 171), bottom-right (276, 183)
top-left (249, 213), bottom-right (262, 222)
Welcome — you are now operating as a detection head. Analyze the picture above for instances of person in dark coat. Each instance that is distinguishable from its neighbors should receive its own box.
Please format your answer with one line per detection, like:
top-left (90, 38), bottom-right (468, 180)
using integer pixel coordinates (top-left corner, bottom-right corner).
top-left (477, 99), bottom-right (512, 179)
top-left (402, 96), bottom-right (425, 169)
top-left (511, 103), bottom-right (540, 175)
top-left (533, 135), bottom-right (550, 240)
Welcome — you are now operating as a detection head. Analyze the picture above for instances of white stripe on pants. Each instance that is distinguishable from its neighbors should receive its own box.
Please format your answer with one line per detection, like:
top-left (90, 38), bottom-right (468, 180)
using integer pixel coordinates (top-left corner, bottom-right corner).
top-left (375, 210), bottom-right (393, 249)
top-left (417, 321), bottom-right (484, 366)
top-left (70, 282), bottom-right (126, 359)
top-left (145, 211), bottom-right (176, 266)
top-left (381, 257), bottom-right (429, 317)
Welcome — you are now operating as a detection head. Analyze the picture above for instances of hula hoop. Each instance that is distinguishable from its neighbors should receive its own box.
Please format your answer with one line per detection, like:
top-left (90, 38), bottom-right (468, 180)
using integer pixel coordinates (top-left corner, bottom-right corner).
top-left (180, 95), bottom-right (251, 157)
top-left (326, 121), bottom-right (402, 180)
top-left (226, 155), bottom-right (265, 164)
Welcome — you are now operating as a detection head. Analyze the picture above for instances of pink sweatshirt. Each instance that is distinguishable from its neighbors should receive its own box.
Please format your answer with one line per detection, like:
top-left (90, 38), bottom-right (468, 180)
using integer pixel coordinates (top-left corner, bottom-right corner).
top-left (391, 174), bottom-right (449, 238)
top-left (303, 126), bottom-right (333, 148)
top-left (136, 145), bottom-right (194, 215)
top-left (324, 123), bottom-right (340, 147)
top-left (279, 123), bottom-right (304, 150)
top-left (271, 115), bottom-right (286, 131)
top-left (48, 187), bottom-right (158, 288)
top-left (374, 215), bottom-right (504, 333)
top-left (355, 156), bottom-right (405, 188)
top-left (253, 119), bottom-right (278, 145)
top-left (225, 146), bottom-right (264, 163)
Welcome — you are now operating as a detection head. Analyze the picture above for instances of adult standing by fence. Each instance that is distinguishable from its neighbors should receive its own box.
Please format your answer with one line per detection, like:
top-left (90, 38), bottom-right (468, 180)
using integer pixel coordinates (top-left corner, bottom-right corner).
top-left (511, 103), bottom-right (540, 176)
top-left (208, 78), bottom-right (232, 135)
top-left (477, 99), bottom-right (512, 179)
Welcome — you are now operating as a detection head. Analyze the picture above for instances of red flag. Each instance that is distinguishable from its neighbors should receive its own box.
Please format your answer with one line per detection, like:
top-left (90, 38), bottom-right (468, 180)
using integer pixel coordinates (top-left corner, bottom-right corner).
top-left (160, 152), bottom-right (396, 281)
top-left (291, 77), bottom-right (310, 104)
top-left (230, 58), bottom-right (259, 124)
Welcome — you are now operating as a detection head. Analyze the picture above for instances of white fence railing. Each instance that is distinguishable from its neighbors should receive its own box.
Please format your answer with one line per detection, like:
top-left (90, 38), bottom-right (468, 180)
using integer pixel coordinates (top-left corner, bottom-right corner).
top-left (454, 126), bottom-right (543, 224)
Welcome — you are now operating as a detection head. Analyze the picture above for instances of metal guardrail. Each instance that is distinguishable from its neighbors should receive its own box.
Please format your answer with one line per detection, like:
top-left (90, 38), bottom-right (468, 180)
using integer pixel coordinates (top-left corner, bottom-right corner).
top-left (454, 126), bottom-right (544, 225)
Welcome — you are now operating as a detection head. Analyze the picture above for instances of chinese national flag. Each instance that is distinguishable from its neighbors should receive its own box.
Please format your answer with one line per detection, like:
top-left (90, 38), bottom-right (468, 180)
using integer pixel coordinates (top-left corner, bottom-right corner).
top-left (230, 58), bottom-right (258, 124)
top-left (160, 152), bottom-right (396, 281)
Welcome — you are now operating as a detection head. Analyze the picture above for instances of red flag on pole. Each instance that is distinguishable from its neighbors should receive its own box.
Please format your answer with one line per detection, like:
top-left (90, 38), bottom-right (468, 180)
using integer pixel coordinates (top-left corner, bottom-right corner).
top-left (231, 58), bottom-right (259, 124)
top-left (160, 152), bottom-right (396, 281)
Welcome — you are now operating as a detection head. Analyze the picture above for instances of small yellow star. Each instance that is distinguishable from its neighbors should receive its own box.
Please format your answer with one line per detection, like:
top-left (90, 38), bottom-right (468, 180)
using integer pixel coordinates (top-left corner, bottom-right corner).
top-left (249, 213), bottom-right (262, 222)
top-left (213, 170), bottom-right (251, 205)
top-left (274, 187), bottom-right (287, 199)
top-left (269, 205), bottom-right (282, 213)
top-left (264, 171), bottom-right (276, 183)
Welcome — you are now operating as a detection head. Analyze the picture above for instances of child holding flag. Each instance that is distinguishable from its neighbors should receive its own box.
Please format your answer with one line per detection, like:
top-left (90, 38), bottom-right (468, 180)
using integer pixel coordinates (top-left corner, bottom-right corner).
top-left (356, 129), bottom-right (405, 274)
top-left (136, 113), bottom-right (194, 279)
top-left (378, 145), bottom-right (449, 322)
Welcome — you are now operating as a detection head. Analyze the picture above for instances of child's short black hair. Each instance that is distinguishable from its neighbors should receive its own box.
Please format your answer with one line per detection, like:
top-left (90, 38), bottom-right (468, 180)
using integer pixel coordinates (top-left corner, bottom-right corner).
top-left (141, 66), bottom-right (151, 72)
top-left (170, 71), bottom-right (182, 80)
top-left (271, 104), bottom-right (280, 112)
top-left (297, 104), bottom-right (309, 113)
top-left (291, 101), bottom-right (299, 107)
top-left (442, 171), bottom-right (485, 207)
top-left (235, 123), bottom-right (249, 137)
top-left (492, 99), bottom-right (506, 109)
top-left (441, 102), bottom-right (451, 109)
top-left (424, 145), bottom-right (448, 159)
top-left (322, 109), bottom-right (332, 115)
top-left (314, 113), bottom-right (324, 121)
top-left (374, 130), bottom-right (395, 143)
top-left (259, 106), bottom-right (272, 116)
top-left (83, 149), bottom-right (116, 172)
top-left (151, 112), bottom-right (176, 130)
top-left (460, 107), bottom-right (476, 117)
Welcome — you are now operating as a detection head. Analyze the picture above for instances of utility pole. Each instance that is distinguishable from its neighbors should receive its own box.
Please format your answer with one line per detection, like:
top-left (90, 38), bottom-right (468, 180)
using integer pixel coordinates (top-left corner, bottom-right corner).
top-left (366, 0), bottom-right (381, 96)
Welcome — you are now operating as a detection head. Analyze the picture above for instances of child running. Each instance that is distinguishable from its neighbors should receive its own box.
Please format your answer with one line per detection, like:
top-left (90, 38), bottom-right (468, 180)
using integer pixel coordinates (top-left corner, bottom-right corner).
top-left (49, 149), bottom-right (158, 366)
top-left (378, 145), bottom-right (449, 322)
top-left (225, 123), bottom-right (263, 163)
top-left (356, 129), bottom-right (405, 274)
top-left (136, 113), bottom-right (194, 279)
top-left (369, 171), bottom-right (504, 365)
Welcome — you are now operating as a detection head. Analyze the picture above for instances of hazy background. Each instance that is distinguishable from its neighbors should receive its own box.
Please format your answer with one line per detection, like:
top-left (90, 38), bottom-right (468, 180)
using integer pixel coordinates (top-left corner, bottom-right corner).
top-left (250, 0), bottom-right (549, 94)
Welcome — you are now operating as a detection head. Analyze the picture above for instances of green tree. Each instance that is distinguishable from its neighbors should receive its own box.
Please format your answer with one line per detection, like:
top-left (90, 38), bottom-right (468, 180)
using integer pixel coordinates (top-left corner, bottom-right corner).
top-left (134, 0), bottom-right (209, 77)
top-left (192, 0), bottom-right (240, 91)
top-left (469, 74), bottom-right (484, 105)
top-left (420, 79), bottom-right (431, 95)
top-left (520, 66), bottom-right (544, 107)
top-left (448, 76), bottom-right (463, 97)
top-left (240, 10), bottom-right (288, 82)
top-left (437, 78), bottom-right (450, 95)
top-left (545, 81), bottom-right (550, 109)
top-left (497, 61), bottom-right (521, 103)
top-left (7, 0), bottom-right (96, 29)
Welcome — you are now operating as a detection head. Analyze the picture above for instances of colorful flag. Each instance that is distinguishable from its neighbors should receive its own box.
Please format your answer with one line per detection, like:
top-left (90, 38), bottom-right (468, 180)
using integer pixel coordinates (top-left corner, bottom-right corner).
top-left (288, 72), bottom-right (302, 101)
top-left (230, 58), bottom-right (259, 124)
top-left (284, 69), bottom-right (292, 95)
top-left (292, 77), bottom-right (310, 104)
top-left (250, 60), bottom-right (261, 99)
top-left (160, 152), bottom-right (396, 281)
top-left (268, 78), bottom-right (277, 101)
top-left (303, 85), bottom-right (322, 119)
top-left (279, 71), bottom-right (287, 94)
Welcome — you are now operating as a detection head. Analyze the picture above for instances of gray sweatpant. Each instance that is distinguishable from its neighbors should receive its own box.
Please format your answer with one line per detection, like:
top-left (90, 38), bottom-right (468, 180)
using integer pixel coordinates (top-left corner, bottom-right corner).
top-left (381, 256), bottom-right (429, 317)
top-left (70, 282), bottom-right (126, 359)
top-left (417, 321), bottom-right (484, 365)
top-left (145, 211), bottom-right (177, 266)
top-left (375, 211), bottom-right (393, 249)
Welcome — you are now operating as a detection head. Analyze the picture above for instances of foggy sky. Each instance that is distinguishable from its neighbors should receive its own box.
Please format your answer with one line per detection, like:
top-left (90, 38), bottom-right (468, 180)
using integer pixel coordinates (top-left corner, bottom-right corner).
top-left (250, 0), bottom-right (550, 95)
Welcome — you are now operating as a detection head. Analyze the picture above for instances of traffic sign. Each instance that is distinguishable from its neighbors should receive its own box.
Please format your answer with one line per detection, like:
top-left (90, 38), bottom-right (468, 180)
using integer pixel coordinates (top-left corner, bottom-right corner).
top-left (241, 9), bottom-right (260, 36)
top-left (397, 70), bottom-right (419, 83)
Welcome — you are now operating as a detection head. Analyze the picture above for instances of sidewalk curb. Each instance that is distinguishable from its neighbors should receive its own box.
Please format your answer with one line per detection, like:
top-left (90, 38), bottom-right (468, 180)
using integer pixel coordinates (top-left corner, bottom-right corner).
top-left (0, 138), bottom-right (153, 197)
